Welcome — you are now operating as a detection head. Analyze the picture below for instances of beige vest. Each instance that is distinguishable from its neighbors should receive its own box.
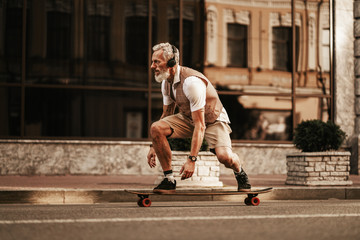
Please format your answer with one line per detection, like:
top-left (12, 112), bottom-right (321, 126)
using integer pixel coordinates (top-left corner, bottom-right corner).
top-left (164, 66), bottom-right (223, 124)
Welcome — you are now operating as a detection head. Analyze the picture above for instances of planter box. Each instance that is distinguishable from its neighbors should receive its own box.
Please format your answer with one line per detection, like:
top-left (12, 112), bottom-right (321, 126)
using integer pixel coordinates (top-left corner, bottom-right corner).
top-left (286, 152), bottom-right (353, 186)
top-left (158, 151), bottom-right (223, 188)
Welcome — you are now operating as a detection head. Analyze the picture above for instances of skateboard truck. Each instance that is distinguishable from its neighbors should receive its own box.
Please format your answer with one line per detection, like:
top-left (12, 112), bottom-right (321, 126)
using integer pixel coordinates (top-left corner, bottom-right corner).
top-left (137, 194), bottom-right (152, 207)
top-left (244, 193), bottom-right (260, 206)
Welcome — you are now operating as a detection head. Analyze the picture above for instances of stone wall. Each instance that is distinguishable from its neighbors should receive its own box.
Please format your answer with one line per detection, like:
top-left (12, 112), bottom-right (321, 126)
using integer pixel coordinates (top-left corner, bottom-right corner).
top-left (222, 143), bottom-right (298, 175)
top-left (0, 140), bottom-right (297, 176)
top-left (286, 152), bottom-right (353, 186)
top-left (0, 140), bottom-right (159, 176)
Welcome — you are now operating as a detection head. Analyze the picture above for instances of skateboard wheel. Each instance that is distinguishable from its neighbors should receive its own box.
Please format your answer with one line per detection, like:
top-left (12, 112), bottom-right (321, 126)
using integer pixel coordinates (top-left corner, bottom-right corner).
top-left (251, 197), bottom-right (260, 206)
top-left (137, 199), bottom-right (143, 207)
top-left (141, 198), bottom-right (152, 207)
top-left (244, 197), bottom-right (252, 206)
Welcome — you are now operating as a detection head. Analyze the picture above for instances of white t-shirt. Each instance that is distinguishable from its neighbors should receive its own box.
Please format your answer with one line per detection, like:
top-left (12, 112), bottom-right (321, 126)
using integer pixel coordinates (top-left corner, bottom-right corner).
top-left (161, 65), bottom-right (230, 123)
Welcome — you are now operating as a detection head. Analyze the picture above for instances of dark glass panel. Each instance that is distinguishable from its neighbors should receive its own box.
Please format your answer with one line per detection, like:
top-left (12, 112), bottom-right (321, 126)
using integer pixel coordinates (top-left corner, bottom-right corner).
top-left (0, 87), bottom-right (21, 136)
top-left (25, 88), bottom-right (148, 138)
top-left (0, 2), bottom-right (24, 83)
top-left (26, 0), bottom-right (80, 84)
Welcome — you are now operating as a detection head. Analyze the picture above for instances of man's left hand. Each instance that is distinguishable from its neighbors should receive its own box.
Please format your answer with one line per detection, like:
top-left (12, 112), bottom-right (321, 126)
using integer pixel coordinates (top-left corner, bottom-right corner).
top-left (180, 160), bottom-right (195, 180)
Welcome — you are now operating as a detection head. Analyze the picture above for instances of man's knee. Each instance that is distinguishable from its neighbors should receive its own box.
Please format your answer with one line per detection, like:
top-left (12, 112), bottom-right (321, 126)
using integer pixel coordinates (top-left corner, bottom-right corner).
top-left (216, 147), bottom-right (240, 169)
top-left (216, 148), bottom-right (233, 166)
top-left (150, 121), bottom-right (172, 138)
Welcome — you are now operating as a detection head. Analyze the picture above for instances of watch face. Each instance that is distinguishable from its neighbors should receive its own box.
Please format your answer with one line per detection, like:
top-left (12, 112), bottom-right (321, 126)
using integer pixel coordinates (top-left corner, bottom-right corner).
top-left (189, 156), bottom-right (197, 161)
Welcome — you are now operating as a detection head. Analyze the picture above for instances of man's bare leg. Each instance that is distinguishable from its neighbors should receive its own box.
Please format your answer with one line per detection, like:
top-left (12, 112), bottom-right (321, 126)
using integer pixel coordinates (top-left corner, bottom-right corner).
top-left (214, 146), bottom-right (251, 191)
top-left (214, 147), bottom-right (241, 171)
top-left (150, 120), bottom-right (173, 171)
top-left (149, 120), bottom-right (176, 193)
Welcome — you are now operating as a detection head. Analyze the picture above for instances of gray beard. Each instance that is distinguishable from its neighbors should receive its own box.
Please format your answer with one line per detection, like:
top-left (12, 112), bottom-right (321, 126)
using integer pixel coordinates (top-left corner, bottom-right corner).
top-left (154, 70), bottom-right (170, 83)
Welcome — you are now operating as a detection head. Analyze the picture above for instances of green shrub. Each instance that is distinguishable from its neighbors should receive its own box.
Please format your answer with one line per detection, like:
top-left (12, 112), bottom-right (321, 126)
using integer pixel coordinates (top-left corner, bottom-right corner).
top-left (168, 138), bottom-right (208, 151)
top-left (293, 119), bottom-right (346, 152)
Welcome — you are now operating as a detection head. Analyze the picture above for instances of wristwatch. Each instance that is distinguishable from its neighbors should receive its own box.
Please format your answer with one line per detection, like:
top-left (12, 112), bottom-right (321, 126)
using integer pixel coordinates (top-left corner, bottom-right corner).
top-left (188, 155), bottom-right (197, 162)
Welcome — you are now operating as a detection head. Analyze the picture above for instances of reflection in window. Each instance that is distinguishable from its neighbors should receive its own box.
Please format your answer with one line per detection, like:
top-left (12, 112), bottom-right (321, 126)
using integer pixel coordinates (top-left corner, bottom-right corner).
top-left (25, 89), bottom-right (148, 138)
top-left (227, 23), bottom-right (247, 67)
top-left (295, 97), bottom-right (329, 124)
top-left (46, 0), bottom-right (72, 59)
top-left (168, 18), bottom-right (193, 65)
top-left (5, 6), bottom-right (23, 58)
top-left (0, 87), bottom-right (21, 136)
top-left (272, 26), bottom-right (299, 71)
top-left (168, 3), bottom-right (180, 53)
top-left (167, 3), bottom-right (197, 68)
top-left (87, 2), bottom-right (111, 61)
top-left (126, 16), bottom-right (148, 66)
top-left (0, 0), bottom-right (333, 141)
top-left (183, 4), bottom-right (195, 68)
top-left (1, 2), bottom-right (24, 83)
top-left (220, 94), bottom-right (292, 141)
top-left (169, 18), bottom-right (179, 45)
top-left (125, 1), bottom-right (149, 66)
top-left (272, 27), bottom-right (290, 71)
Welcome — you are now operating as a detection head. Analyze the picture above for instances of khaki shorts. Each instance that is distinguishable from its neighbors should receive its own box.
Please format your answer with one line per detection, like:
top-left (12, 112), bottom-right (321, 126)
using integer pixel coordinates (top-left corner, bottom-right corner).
top-left (160, 113), bottom-right (232, 150)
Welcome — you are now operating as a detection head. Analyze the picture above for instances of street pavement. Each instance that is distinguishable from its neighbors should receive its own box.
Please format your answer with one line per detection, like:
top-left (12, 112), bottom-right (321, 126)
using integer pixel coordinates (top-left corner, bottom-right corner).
top-left (0, 200), bottom-right (360, 240)
top-left (0, 174), bottom-right (359, 204)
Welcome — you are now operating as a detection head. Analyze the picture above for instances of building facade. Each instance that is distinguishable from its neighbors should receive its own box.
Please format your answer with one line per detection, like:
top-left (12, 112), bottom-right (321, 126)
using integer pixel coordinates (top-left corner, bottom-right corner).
top-left (0, 0), bottom-right (358, 175)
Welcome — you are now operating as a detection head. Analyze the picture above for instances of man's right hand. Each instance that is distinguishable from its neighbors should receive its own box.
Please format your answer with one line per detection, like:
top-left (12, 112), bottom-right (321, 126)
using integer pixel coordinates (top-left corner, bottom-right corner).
top-left (147, 147), bottom-right (157, 168)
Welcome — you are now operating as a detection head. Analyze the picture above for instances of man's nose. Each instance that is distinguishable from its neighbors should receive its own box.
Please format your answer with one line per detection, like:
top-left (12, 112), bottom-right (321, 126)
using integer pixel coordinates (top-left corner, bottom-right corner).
top-left (151, 62), bottom-right (156, 69)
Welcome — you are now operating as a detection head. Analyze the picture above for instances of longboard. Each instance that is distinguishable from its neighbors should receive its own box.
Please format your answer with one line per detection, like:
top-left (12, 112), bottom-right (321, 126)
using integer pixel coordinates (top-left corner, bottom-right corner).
top-left (125, 187), bottom-right (273, 207)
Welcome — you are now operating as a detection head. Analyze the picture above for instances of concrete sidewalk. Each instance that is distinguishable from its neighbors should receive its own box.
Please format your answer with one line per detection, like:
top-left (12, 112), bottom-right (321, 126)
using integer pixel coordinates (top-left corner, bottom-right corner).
top-left (0, 174), bottom-right (359, 204)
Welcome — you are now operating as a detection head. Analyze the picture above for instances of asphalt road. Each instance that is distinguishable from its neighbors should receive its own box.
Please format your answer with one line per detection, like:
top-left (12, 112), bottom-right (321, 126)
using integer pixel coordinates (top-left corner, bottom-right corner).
top-left (0, 200), bottom-right (360, 240)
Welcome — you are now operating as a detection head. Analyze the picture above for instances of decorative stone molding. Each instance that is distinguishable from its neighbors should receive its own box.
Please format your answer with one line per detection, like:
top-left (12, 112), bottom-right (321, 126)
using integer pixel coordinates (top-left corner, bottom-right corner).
top-left (206, 5), bottom-right (218, 65)
top-left (205, 0), bottom-right (313, 10)
top-left (270, 12), bottom-right (301, 27)
top-left (224, 8), bottom-right (250, 25)
top-left (286, 152), bottom-right (353, 186)
top-left (308, 12), bottom-right (316, 70)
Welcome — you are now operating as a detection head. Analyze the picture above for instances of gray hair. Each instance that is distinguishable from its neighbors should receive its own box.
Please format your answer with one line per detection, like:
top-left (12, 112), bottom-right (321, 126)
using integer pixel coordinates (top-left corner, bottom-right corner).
top-left (152, 42), bottom-right (179, 65)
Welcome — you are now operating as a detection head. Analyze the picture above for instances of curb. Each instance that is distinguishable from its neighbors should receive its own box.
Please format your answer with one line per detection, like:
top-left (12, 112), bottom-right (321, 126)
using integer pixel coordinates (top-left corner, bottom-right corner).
top-left (1, 187), bottom-right (360, 204)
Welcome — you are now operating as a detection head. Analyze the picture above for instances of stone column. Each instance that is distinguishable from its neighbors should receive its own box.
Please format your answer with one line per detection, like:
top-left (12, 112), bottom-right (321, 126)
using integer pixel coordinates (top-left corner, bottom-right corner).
top-left (158, 151), bottom-right (223, 188)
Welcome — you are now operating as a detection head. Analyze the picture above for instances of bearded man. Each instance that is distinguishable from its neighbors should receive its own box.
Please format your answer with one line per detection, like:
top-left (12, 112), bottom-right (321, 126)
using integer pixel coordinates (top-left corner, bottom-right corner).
top-left (147, 42), bottom-right (251, 193)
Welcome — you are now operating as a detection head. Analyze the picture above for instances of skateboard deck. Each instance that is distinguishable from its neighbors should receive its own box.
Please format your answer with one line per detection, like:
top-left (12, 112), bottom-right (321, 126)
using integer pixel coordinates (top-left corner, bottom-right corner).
top-left (125, 187), bottom-right (273, 207)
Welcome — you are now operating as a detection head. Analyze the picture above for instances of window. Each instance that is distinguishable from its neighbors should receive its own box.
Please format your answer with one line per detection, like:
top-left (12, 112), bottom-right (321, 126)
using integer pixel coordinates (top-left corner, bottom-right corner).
top-left (126, 16), bottom-right (149, 66)
top-left (227, 23), bottom-right (247, 67)
top-left (47, 11), bottom-right (72, 59)
top-left (86, 3), bottom-right (111, 61)
top-left (87, 15), bottom-right (110, 61)
top-left (5, 7), bottom-right (23, 58)
top-left (272, 26), bottom-right (299, 71)
top-left (1, 4), bottom-right (24, 84)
